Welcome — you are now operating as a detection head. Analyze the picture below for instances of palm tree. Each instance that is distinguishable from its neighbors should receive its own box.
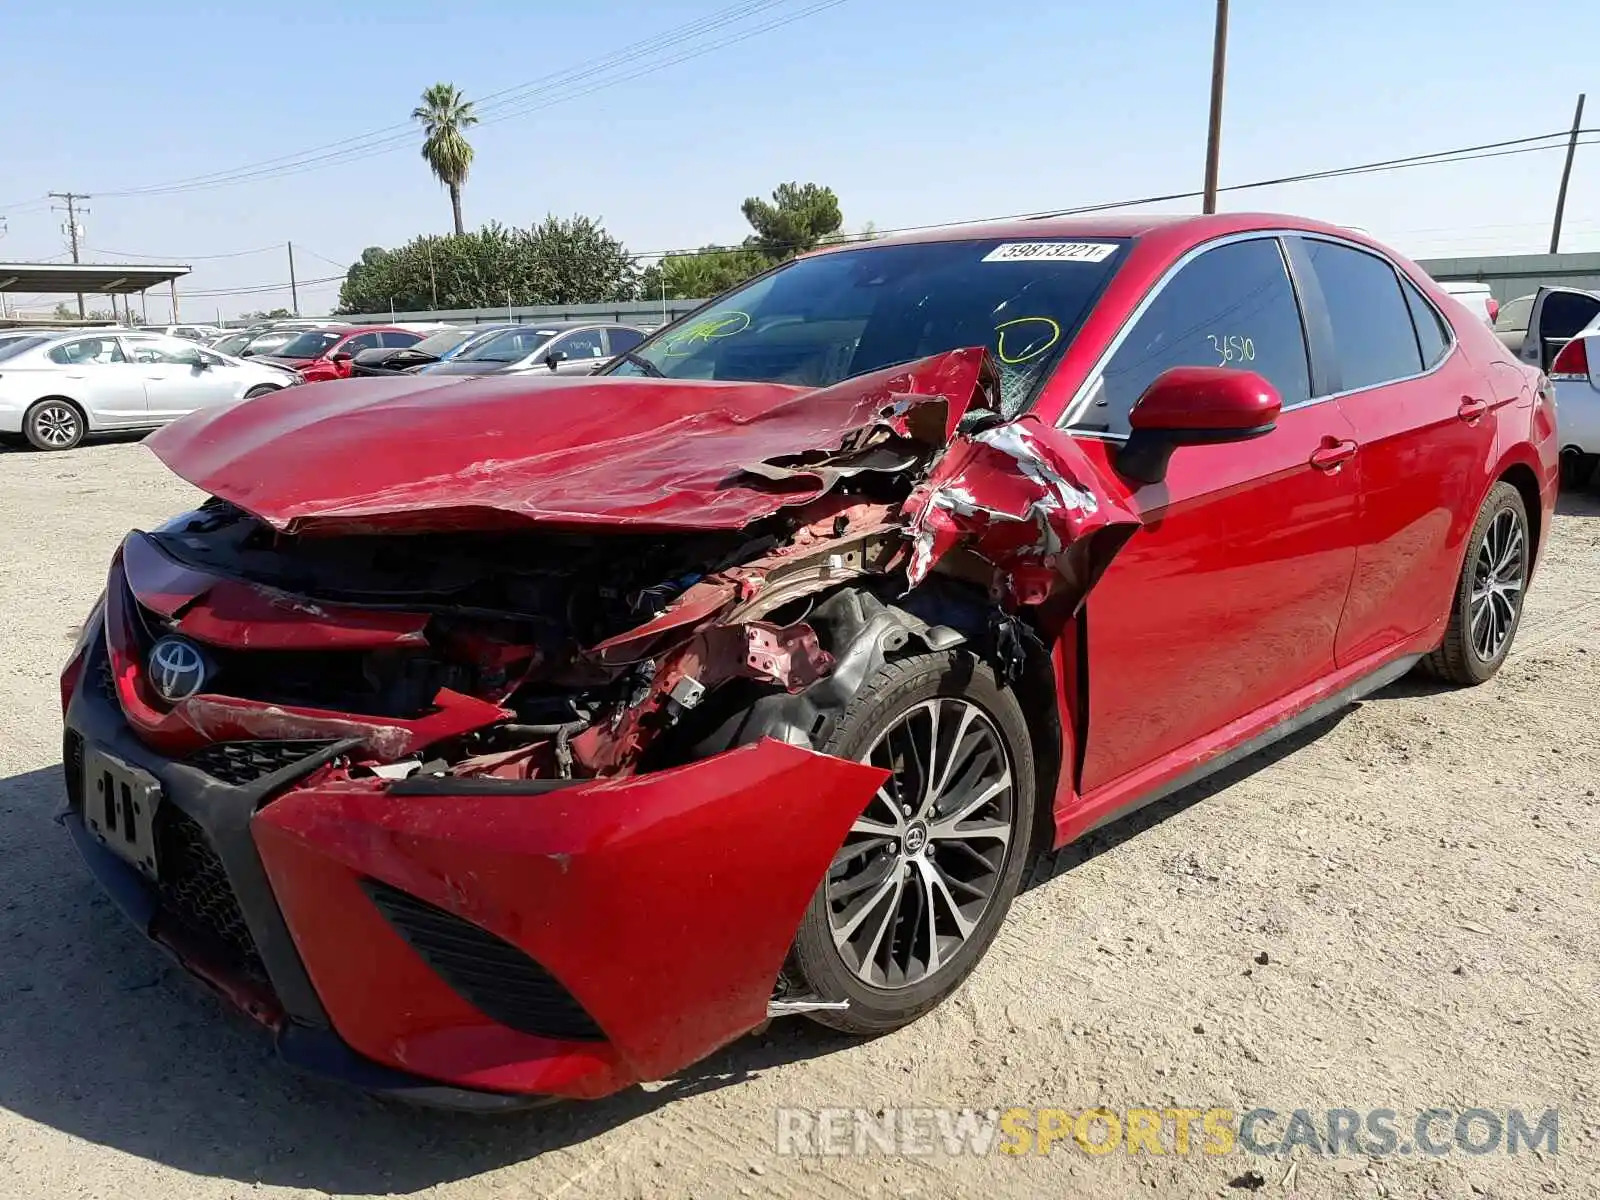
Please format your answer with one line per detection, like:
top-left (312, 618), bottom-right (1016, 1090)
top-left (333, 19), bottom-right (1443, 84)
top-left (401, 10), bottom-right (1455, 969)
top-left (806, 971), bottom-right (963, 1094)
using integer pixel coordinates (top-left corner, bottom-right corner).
top-left (412, 83), bottom-right (479, 236)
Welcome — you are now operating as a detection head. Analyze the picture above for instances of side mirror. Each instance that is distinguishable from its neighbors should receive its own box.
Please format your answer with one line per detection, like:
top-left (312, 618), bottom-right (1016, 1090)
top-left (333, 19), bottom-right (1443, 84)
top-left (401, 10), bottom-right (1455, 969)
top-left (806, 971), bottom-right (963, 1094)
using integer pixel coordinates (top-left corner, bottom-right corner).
top-left (329, 351), bottom-right (354, 364)
top-left (1118, 366), bottom-right (1281, 485)
top-left (544, 350), bottom-right (566, 370)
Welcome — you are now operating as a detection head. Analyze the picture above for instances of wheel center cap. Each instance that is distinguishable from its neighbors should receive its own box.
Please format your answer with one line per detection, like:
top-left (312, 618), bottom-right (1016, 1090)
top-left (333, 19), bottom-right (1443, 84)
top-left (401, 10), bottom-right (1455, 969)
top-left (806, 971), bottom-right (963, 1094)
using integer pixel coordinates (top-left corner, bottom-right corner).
top-left (903, 822), bottom-right (929, 855)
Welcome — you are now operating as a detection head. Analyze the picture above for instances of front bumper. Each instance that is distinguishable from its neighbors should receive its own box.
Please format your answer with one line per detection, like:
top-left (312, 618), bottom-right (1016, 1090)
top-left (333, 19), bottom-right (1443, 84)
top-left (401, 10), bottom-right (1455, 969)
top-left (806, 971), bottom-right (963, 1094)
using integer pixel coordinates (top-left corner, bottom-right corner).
top-left (64, 624), bottom-right (884, 1103)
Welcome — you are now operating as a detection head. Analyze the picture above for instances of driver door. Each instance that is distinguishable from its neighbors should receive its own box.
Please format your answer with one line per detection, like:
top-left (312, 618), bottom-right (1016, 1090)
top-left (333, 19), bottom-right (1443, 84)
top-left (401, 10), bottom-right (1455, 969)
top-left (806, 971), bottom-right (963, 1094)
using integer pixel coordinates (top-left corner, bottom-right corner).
top-left (1061, 235), bottom-right (1361, 798)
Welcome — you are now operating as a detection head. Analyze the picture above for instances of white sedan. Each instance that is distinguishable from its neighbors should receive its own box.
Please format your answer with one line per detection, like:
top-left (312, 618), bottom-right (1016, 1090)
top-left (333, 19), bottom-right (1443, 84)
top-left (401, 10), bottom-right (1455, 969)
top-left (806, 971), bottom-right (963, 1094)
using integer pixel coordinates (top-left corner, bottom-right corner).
top-left (0, 331), bottom-right (299, 451)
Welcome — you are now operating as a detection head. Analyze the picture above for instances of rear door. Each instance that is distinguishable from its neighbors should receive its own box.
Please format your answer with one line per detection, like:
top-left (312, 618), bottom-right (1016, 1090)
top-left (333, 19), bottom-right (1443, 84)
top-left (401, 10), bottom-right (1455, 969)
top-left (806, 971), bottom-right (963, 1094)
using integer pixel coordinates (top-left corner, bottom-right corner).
top-left (1287, 237), bottom-right (1498, 667)
top-left (1064, 235), bottom-right (1361, 794)
top-left (1522, 287), bottom-right (1600, 370)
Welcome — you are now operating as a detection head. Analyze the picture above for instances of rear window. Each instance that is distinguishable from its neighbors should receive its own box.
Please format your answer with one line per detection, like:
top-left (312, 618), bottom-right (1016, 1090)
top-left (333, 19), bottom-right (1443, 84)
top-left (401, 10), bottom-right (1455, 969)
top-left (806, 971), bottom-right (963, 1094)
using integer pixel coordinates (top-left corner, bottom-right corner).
top-left (1495, 296), bottom-right (1534, 332)
top-left (0, 335), bottom-right (47, 361)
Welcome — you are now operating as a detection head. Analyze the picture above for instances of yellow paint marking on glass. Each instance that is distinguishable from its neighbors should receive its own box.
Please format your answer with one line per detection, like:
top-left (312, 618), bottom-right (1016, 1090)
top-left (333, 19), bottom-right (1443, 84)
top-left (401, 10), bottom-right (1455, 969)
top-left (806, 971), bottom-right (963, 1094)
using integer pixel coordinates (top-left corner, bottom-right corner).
top-left (995, 315), bottom-right (1061, 365)
top-left (661, 310), bottom-right (753, 356)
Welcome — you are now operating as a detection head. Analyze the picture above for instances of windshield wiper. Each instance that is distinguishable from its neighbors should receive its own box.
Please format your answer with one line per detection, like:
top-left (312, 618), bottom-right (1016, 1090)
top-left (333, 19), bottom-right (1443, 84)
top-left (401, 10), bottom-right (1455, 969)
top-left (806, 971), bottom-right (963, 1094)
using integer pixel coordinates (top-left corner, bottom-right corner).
top-left (617, 350), bottom-right (663, 377)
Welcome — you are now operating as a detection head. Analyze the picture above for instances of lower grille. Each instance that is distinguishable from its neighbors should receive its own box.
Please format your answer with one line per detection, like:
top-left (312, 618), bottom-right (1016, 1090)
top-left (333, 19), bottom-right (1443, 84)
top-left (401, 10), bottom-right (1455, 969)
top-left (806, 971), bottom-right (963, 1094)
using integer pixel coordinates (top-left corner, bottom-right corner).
top-left (155, 806), bottom-right (264, 977)
top-left (185, 740), bottom-right (335, 788)
top-left (63, 730), bottom-right (85, 812)
top-left (364, 879), bottom-right (605, 1042)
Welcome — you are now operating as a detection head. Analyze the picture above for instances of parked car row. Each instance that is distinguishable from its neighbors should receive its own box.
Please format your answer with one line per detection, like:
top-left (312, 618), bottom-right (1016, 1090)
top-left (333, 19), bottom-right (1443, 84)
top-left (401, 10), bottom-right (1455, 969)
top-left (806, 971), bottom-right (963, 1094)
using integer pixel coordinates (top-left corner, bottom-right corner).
top-left (0, 330), bottom-right (298, 450)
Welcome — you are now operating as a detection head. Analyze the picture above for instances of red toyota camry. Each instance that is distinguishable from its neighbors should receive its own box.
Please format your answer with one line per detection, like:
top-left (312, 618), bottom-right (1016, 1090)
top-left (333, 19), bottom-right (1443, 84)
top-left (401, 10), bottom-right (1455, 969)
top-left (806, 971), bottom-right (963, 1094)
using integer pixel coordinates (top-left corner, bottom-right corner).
top-left (60, 213), bottom-right (1557, 1109)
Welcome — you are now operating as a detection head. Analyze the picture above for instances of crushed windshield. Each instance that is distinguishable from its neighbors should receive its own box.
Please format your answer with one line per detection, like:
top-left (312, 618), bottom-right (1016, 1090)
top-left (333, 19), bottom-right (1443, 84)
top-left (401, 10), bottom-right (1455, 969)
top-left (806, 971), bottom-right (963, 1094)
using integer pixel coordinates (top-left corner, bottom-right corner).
top-left (606, 237), bottom-right (1128, 413)
top-left (457, 327), bottom-right (557, 363)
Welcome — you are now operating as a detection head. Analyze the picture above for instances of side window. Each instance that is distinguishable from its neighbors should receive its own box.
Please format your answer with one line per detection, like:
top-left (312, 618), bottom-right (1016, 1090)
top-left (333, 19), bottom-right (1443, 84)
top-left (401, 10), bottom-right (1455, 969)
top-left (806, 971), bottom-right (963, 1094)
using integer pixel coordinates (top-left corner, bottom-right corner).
top-left (1299, 239), bottom-right (1422, 393)
top-left (1495, 295), bottom-right (1534, 333)
top-left (125, 338), bottom-right (201, 365)
top-left (1400, 278), bottom-right (1451, 369)
top-left (380, 331), bottom-right (422, 348)
top-left (341, 333), bottom-right (383, 355)
top-left (607, 327), bottom-right (644, 355)
top-left (47, 337), bottom-right (128, 365)
top-left (554, 329), bottom-right (606, 359)
top-left (1077, 238), bottom-right (1310, 435)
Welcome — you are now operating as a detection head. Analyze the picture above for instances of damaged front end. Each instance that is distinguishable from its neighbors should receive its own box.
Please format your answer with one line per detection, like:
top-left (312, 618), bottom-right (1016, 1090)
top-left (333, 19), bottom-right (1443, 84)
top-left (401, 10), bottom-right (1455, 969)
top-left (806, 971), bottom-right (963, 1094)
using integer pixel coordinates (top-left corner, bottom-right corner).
top-left (64, 347), bottom-right (1139, 1100)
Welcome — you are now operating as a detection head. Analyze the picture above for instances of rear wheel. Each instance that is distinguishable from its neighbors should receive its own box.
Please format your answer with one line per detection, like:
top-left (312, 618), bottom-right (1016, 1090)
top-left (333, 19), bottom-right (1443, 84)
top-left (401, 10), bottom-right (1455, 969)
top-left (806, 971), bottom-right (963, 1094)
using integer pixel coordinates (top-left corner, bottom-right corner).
top-left (1423, 482), bottom-right (1529, 685)
top-left (23, 398), bottom-right (85, 451)
top-left (787, 651), bottom-right (1036, 1035)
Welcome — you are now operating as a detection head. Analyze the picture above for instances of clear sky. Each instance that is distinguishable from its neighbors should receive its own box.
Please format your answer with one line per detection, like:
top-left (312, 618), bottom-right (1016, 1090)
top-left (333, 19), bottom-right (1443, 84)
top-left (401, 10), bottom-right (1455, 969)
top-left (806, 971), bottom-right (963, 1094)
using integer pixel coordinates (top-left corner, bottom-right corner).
top-left (2, 0), bottom-right (1596, 318)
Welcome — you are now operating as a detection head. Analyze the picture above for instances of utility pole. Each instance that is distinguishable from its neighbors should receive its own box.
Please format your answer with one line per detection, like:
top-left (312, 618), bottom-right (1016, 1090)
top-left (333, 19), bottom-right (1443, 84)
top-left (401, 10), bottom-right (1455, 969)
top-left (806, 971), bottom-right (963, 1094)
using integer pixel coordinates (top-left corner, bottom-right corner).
top-left (49, 191), bottom-right (90, 318)
top-left (287, 242), bottom-right (300, 315)
top-left (1550, 93), bottom-right (1587, 255)
top-left (1201, 0), bottom-right (1229, 214)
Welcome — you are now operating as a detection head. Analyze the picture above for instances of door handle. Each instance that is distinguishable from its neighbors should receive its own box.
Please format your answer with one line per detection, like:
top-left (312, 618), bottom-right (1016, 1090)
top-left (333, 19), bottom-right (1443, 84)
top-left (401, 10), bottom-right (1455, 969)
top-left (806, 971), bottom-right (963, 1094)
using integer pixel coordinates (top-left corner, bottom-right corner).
top-left (1458, 396), bottom-right (1489, 422)
top-left (1309, 439), bottom-right (1357, 472)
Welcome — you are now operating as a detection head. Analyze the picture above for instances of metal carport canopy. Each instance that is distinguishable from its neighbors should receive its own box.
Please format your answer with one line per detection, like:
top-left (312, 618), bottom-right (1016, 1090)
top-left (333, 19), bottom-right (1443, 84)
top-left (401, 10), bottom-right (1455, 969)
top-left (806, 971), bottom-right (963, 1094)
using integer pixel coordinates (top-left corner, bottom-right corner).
top-left (0, 262), bottom-right (190, 294)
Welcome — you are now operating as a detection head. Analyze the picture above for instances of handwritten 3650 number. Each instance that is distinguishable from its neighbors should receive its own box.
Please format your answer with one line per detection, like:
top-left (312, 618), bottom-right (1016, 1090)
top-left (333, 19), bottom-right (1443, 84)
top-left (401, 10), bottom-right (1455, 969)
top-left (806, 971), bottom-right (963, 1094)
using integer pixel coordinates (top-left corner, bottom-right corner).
top-left (1208, 334), bottom-right (1255, 366)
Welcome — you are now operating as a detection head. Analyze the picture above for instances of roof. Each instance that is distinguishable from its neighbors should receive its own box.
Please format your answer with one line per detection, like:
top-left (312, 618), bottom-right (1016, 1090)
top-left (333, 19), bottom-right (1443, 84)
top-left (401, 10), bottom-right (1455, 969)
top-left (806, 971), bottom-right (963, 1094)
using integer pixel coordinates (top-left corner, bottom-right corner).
top-left (853, 211), bottom-right (1365, 251)
top-left (0, 261), bottom-right (191, 294)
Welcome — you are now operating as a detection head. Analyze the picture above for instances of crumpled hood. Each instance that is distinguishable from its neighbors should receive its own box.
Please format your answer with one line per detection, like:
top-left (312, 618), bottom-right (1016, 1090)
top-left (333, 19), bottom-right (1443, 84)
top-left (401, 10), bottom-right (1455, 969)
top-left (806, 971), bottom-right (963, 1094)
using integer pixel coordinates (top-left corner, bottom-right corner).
top-left (146, 349), bottom-right (992, 535)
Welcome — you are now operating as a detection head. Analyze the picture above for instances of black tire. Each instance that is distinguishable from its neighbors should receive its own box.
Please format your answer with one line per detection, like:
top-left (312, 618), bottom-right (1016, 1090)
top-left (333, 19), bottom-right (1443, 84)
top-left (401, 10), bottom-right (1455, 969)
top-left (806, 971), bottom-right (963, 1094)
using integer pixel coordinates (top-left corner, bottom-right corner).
top-left (1422, 481), bottom-right (1529, 685)
top-left (243, 385), bottom-right (280, 399)
top-left (787, 650), bottom-right (1037, 1035)
top-left (1559, 449), bottom-right (1597, 491)
top-left (22, 398), bottom-right (85, 451)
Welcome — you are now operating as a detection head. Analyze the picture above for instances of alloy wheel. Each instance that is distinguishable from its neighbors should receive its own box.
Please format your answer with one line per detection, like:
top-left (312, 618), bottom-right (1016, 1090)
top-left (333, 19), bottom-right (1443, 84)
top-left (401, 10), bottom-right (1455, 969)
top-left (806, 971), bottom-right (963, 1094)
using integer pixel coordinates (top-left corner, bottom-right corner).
top-left (32, 403), bottom-right (80, 448)
top-left (1470, 507), bottom-right (1525, 662)
top-left (826, 697), bottom-right (1015, 989)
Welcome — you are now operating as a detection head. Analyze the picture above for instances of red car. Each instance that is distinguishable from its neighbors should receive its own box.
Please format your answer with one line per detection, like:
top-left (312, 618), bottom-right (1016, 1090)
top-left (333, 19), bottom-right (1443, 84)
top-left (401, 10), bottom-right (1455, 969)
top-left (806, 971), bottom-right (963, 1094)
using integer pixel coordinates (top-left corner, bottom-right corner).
top-left (61, 213), bottom-right (1557, 1109)
top-left (260, 325), bottom-right (424, 383)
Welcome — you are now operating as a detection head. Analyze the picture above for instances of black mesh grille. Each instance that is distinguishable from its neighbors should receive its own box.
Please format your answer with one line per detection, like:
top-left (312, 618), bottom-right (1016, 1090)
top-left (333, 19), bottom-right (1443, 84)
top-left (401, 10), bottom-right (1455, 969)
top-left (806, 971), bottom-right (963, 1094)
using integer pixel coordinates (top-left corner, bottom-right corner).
top-left (364, 879), bottom-right (605, 1042)
top-left (63, 730), bottom-right (85, 813)
top-left (185, 740), bottom-right (335, 788)
top-left (97, 655), bottom-right (118, 705)
top-left (155, 807), bottom-right (264, 977)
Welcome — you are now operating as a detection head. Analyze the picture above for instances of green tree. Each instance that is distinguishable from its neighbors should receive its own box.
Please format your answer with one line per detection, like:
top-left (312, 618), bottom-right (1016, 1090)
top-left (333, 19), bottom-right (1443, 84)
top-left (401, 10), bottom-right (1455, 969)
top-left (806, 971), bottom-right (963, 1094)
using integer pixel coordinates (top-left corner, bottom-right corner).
top-left (240, 307), bottom-right (293, 321)
top-left (336, 216), bottom-right (638, 314)
top-left (412, 83), bottom-right (479, 236)
top-left (658, 246), bottom-right (769, 299)
top-left (740, 182), bottom-right (843, 260)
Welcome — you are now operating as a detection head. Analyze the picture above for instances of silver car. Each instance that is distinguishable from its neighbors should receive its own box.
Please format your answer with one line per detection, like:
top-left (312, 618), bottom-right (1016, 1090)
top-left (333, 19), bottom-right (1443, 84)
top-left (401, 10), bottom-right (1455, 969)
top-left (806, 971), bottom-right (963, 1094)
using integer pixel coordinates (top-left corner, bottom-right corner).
top-left (415, 322), bottom-right (646, 377)
top-left (0, 331), bottom-right (299, 451)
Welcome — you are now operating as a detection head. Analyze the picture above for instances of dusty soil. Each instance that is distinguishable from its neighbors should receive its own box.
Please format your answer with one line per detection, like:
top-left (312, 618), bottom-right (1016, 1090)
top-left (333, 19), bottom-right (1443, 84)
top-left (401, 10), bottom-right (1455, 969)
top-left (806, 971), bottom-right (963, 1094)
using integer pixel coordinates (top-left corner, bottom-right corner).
top-left (1, 437), bottom-right (1597, 1199)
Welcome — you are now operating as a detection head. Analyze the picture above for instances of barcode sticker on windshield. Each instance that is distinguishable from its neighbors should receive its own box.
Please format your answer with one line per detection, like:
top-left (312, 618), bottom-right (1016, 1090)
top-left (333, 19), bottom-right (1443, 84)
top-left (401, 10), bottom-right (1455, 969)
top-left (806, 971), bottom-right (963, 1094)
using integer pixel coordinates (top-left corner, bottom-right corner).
top-left (982, 242), bottom-right (1119, 264)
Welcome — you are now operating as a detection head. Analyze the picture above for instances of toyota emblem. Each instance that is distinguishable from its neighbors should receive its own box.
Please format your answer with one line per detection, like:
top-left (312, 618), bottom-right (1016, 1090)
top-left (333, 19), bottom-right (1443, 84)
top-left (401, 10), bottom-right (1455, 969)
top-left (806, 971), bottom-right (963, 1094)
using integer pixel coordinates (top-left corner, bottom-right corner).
top-left (146, 636), bottom-right (209, 703)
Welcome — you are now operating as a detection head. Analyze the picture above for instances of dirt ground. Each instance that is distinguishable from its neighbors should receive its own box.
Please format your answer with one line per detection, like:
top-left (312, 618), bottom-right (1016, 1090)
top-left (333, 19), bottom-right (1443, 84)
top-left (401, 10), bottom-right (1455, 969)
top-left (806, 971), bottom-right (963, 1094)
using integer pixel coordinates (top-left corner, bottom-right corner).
top-left (2, 438), bottom-right (1597, 1200)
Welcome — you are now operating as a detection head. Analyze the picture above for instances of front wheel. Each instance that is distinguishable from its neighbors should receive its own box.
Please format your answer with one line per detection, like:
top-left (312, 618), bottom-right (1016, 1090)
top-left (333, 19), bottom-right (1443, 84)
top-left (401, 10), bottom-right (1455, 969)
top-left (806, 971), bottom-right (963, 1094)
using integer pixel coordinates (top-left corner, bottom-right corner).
top-left (1423, 481), bottom-right (1529, 685)
top-left (23, 398), bottom-right (85, 451)
top-left (243, 385), bottom-right (280, 399)
top-left (787, 651), bottom-right (1037, 1035)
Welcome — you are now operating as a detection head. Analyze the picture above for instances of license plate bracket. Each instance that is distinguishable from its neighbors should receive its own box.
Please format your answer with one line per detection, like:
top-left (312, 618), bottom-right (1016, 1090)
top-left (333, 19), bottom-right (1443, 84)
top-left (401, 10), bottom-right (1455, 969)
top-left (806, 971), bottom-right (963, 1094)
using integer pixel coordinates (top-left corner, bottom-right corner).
top-left (82, 746), bottom-right (162, 881)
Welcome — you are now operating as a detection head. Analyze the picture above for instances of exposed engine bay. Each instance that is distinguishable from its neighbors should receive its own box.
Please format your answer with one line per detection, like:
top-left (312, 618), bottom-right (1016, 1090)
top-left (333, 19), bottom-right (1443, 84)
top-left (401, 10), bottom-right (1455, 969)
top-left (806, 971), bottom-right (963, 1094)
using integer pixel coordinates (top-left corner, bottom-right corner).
top-left (109, 347), bottom-right (1141, 787)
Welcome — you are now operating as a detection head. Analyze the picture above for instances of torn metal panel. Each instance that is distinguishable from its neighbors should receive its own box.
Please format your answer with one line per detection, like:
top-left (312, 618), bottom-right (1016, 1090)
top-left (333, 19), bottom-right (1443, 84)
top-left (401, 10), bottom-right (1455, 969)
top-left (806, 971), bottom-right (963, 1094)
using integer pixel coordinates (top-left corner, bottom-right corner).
top-left (902, 415), bottom-right (1142, 606)
top-left (145, 348), bottom-right (996, 537)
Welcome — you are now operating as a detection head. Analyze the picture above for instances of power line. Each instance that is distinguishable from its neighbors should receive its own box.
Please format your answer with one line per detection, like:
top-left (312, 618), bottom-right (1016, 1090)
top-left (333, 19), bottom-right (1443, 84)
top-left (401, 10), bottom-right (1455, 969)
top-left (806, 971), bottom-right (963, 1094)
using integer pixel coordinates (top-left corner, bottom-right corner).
top-left (621, 129), bottom-right (1599, 262)
top-left (84, 1), bottom-right (843, 201)
top-left (81, 125), bottom-right (1600, 303)
top-left (83, 243), bottom-right (278, 261)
